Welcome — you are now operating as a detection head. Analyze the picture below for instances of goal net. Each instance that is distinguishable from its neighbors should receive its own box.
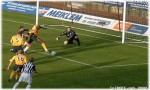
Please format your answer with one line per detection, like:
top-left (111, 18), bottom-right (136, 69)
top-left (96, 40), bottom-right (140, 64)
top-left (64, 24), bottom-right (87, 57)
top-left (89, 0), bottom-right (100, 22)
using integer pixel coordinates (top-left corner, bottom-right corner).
top-left (124, 1), bottom-right (148, 44)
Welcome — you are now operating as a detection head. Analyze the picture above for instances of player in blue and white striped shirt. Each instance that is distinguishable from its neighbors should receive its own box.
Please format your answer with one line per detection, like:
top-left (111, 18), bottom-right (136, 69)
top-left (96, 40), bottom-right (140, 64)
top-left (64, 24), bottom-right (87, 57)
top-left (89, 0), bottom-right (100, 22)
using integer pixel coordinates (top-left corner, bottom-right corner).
top-left (13, 57), bottom-right (37, 90)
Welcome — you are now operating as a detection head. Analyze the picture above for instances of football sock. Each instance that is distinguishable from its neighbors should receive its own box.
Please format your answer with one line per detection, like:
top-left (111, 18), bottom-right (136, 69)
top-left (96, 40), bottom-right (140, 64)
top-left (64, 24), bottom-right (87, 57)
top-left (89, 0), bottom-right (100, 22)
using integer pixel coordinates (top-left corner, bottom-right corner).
top-left (10, 71), bottom-right (16, 80)
top-left (76, 38), bottom-right (80, 46)
top-left (26, 84), bottom-right (31, 90)
top-left (24, 46), bottom-right (29, 52)
top-left (15, 72), bottom-right (20, 80)
top-left (22, 42), bottom-right (27, 48)
top-left (41, 43), bottom-right (48, 52)
top-left (13, 82), bottom-right (20, 89)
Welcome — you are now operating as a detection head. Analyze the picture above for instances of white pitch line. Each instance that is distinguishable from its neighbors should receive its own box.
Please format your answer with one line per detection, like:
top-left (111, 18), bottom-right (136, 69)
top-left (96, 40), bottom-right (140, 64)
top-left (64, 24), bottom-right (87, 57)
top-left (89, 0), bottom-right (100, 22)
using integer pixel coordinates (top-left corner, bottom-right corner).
top-left (3, 42), bottom-right (99, 68)
top-left (3, 43), bottom-right (148, 69)
top-left (3, 19), bottom-right (33, 25)
top-left (62, 24), bottom-right (122, 38)
top-left (2, 19), bottom-right (148, 49)
top-left (55, 56), bottom-right (98, 68)
top-left (98, 63), bottom-right (147, 69)
top-left (30, 49), bottom-right (98, 68)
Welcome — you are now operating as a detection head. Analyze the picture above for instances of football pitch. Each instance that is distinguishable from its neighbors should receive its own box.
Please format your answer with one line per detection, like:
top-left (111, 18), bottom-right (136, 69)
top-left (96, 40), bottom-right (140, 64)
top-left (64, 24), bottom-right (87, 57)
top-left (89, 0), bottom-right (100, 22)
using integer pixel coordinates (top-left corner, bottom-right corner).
top-left (2, 10), bottom-right (148, 88)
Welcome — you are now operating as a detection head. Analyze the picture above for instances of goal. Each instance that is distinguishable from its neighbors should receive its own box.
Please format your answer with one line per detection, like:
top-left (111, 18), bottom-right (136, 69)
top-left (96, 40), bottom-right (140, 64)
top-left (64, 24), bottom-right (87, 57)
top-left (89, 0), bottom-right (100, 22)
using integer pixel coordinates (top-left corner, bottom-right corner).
top-left (36, 0), bottom-right (149, 47)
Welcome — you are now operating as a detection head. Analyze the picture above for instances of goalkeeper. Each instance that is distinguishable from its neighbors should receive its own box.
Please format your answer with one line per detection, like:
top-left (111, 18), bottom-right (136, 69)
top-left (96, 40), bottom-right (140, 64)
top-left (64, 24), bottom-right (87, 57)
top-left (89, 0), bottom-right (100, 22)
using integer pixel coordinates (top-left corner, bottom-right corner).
top-left (56, 27), bottom-right (80, 46)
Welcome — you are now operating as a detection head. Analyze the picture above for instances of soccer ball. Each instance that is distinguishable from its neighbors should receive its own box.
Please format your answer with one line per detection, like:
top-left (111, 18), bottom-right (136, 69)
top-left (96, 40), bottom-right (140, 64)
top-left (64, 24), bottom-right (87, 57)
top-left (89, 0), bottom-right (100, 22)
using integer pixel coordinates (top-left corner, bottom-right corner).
top-left (51, 51), bottom-right (56, 56)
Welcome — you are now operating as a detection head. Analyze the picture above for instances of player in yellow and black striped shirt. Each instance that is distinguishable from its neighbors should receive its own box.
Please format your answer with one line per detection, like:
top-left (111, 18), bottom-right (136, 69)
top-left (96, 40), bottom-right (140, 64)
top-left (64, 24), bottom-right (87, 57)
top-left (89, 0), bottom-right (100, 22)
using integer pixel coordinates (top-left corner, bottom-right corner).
top-left (23, 25), bottom-right (49, 53)
top-left (6, 50), bottom-right (27, 82)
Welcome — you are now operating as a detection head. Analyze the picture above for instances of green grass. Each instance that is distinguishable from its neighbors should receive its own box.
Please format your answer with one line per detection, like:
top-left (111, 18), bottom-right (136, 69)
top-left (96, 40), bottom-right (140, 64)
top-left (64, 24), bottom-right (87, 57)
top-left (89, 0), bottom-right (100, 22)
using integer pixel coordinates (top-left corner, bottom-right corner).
top-left (2, 10), bottom-right (148, 89)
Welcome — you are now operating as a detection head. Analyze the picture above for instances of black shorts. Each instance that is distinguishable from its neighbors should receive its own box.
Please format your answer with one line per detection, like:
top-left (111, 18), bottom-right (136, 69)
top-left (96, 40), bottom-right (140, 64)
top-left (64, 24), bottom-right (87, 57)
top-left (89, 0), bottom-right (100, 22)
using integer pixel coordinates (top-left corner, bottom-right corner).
top-left (67, 36), bottom-right (79, 44)
top-left (12, 46), bottom-right (23, 53)
top-left (13, 64), bottom-right (23, 72)
top-left (67, 39), bottom-right (73, 44)
top-left (28, 34), bottom-right (38, 44)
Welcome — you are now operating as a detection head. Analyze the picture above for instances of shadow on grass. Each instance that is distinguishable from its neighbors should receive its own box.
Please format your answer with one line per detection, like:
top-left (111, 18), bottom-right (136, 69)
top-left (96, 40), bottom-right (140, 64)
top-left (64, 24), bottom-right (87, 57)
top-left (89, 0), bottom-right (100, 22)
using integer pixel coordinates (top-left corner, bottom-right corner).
top-left (35, 58), bottom-right (130, 77)
top-left (28, 38), bottom-right (122, 67)
top-left (57, 39), bottom-right (120, 56)
top-left (34, 56), bottom-right (60, 65)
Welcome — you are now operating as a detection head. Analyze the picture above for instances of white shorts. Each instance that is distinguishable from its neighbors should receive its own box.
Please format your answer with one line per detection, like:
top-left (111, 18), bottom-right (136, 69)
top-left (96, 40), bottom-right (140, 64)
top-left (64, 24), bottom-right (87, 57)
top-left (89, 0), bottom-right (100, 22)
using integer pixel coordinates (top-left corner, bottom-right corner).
top-left (18, 72), bottom-right (32, 84)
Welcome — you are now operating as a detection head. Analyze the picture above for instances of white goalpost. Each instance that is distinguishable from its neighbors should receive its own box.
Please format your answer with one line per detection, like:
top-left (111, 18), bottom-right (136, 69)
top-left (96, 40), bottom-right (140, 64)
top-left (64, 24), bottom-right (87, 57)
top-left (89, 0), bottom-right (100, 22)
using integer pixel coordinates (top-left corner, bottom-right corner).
top-left (122, 0), bottom-right (126, 44)
top-left (36, 0), bottom-right (39, 25)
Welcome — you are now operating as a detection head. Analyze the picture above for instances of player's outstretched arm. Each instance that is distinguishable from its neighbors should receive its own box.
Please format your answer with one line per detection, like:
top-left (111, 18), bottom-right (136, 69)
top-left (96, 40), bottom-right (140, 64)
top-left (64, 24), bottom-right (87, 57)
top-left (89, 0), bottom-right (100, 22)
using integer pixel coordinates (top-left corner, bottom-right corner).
top-left (6, 61), bottom-right (13, 71)
top-left (6, 56), bottom-right (15, 71)
top-left (40, 24), bottom-right (47, 29)
top-left (56, 31), bottom-right (67, 40)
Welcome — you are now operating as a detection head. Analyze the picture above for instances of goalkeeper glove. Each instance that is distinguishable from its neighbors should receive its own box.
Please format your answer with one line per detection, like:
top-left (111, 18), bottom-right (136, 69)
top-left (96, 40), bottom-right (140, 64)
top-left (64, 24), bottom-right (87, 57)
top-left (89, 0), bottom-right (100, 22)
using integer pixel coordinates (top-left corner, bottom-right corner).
top-left (56, 36), bottom-right (60, 40)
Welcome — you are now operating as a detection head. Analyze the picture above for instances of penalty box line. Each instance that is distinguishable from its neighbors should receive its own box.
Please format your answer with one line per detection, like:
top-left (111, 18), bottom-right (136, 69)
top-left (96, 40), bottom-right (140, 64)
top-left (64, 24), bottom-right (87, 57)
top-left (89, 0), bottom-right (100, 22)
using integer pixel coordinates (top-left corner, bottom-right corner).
top-left (3, 43), bottom-right (148, 69)
top-left (2, 19), bottom-right (148, 49)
